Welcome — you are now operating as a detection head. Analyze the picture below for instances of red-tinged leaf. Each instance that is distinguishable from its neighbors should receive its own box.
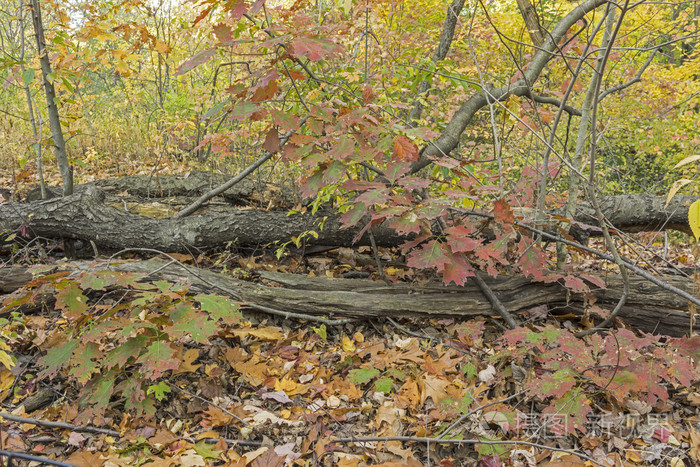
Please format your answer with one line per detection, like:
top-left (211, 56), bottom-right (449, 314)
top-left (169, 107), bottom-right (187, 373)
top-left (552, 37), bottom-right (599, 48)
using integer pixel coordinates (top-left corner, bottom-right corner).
top-left (229, 102), bottom-right (259, 121)
top-left (480, 454), bottom-right (502, 467)
top-left (580, 273), bottom-right (606, 289)
top-left (136, 341), bottom-right (179, 379)
top-left (300, 169), bottom-right (324, 199)
top-left (281, 69), bottom-right (306, 81)
top-left (174, 48), bottom-right (216, 75)
top-left (397, 176), bottom-right (430, 191)
top-left (226, 0), bottom-right (249, 19)
top-left (355, 187), bottom-right (390, 206)
top-left (322, 161), bottom-right (345, 185)
top-left (384, 161), bottom-right (412, 184)
top-left (445, 226), bottom-right (481, 253)
top-left (442, 253), bottom-right (474, 286)
top-left (342, 179), bottom-right (385, 191)
top-left (362, 85), bottom-right (375, 103)
top-left (542, 388), bottom-right (591, 435)
top-left (327, 135), bottom-right (355, 160)
top-left (252, 79), bottom-right (278, 102)
top-left (564, 275), bottom-right (588, 293)
top-left (270, 109), bottom-right (300, 131)
top-left (491, 198), bottom-right (514, 224)
top-left (212, 23), bottom-right (233, 43)
top-left (390, 213), bottom-right (424, 235)
top-left (289, 36), bottom-right (342, 61)
top-left (289, 134), bottom-right (315, 145)
top-left (653, 427), bottom-right (671, 443)
top-left (193, 5), bottom-right (213, 25)
top-left (519, 247), bottom-right (548, 281)
top-left (263, 128), bottom-right (281, 153)
top-left (249, 0), bottom-right (265, 14)
top-left (55, 281), bottom-right (88, 319)
top-left (340, 202), bottom-right (367, 228)
top-left (407, 240), bottom-right (450, 271)
top-left (528, 369), bottom-right (576, 399)
top-left (392, 135), bottom-right (419, 162)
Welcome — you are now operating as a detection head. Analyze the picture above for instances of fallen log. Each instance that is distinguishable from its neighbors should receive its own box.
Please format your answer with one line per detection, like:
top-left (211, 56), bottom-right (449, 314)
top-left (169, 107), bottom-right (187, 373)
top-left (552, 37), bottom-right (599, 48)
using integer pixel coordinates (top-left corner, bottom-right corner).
top-left (0, 180), bottom-right (696, 253)
top-left (1, 258), bottom-right (694, 336)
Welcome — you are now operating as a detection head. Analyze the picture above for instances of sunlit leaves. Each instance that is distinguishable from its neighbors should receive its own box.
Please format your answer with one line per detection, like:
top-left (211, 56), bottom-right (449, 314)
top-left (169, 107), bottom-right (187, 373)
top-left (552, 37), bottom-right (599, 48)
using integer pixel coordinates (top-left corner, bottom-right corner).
top-left (174, 48), bottom-right (216, 75)
top-left (688, 199), bottom-right (700, 241)
top-left (289, 36), bottom-right (343, 62)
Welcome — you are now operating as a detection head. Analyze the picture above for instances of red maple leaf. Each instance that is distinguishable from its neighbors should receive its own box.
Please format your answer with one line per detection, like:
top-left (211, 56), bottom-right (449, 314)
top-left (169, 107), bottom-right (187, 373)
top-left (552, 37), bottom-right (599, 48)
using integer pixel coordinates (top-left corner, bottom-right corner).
top-left (392, 135), bottom-right (419, 162)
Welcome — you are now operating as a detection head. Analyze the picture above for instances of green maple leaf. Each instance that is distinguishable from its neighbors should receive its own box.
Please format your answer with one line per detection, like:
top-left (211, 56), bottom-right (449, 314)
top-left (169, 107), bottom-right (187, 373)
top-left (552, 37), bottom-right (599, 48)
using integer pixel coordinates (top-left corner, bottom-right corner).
top-left (195, 294), bottom-right (242, 325)
top-left (194, 440), bottom-right (222, 461)
top-left (168, 311), bottom-right (218, 344)
top-left (104, 335), bottom-right (150, 369)
top-left (39, 340), bottom-right (78, 379)
top-left (528, 369), bottom-right (576, 399)
top-left (68, 342), bottom-right (101, 384)
top-left (147, 381), bottom-right (171, 401)
top-left (136, 341), bottom-right (178, 379)
top-left (55, 281), bottom-right (88, 319)
top-left (348, 367), bottom-right (379, 385)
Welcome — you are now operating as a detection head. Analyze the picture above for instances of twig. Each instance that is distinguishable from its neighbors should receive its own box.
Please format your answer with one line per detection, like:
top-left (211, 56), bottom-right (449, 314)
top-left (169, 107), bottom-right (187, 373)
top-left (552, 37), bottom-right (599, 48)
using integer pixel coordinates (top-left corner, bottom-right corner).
top-left (170, 385), bottom-right (249, 428)
top-left (386, 317), bottom-right (437, 343)
top-left (328, 435), bottom-right (603, 466)
top-left (368, 229), bottom-right (390, 285)
top-left (437, 390), bottom-right (526, 440)
top-left (173, 116), bottom-right (308, 219)
top-left (521, 225), bottom-right (700, 308)
top-left (0, 412), bottom-right (120, 437)
top-left (471, 273), bottom-right (518, 329)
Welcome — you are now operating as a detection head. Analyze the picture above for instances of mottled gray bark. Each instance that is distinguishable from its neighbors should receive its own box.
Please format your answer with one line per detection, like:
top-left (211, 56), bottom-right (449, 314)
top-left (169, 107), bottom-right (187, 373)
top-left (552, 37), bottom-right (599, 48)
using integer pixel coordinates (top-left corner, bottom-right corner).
top-left (2, 258), bottom-right (693, 336)
top-left (0, 184), bottom-right (695, 252)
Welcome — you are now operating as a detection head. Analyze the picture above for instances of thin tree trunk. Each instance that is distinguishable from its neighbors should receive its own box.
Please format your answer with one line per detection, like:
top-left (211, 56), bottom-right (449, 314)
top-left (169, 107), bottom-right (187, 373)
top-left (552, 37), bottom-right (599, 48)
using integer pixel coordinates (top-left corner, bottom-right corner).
top-left (516, 0), bottom-right (545, 47)
top-left (29, 0), bottom-right (72, 196)
top-left (557, 6), bottom-right (616, 267)
top-left (18, 0), bottom-right (47, 199)
top-left (407, 0), bottom-right (466, 123)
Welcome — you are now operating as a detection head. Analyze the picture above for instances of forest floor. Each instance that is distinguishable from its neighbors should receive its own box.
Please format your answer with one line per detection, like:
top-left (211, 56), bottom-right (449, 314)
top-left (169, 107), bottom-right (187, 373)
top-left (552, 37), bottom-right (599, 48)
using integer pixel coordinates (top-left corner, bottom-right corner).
top-left (1, 160), bottom-right (700, 466)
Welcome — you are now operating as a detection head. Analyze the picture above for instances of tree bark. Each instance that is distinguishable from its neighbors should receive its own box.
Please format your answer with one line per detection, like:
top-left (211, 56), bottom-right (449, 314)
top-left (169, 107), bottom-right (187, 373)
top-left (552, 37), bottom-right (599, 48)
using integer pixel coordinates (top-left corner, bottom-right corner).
top-left (516, 0), bottom-right (545, 47)
top-left (0, 258), bottom-right (693, 337)
top-left (0, 184), bottom-right (695, 252)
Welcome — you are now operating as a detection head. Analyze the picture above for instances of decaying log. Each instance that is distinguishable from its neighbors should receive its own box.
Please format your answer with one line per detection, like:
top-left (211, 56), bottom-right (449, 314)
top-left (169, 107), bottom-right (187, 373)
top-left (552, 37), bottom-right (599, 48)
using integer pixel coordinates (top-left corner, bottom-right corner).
top-left (0, 178), bottom-right (696, 253)
top-left (1, 258), bottom-right (694, 336)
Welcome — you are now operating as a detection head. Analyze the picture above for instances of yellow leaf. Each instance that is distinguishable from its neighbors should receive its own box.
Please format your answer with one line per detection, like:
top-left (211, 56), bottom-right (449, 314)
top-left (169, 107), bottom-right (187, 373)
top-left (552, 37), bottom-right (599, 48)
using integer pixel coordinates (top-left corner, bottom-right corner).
top-left (353, 331), bottom-right (364, 343)
top-left (674, 154), bottom-right (700, 168)
top-left (153, 39), bottom-right (172, 54)
top-left (275, 376), bottom-right (297, 393)
top-left (0, 351), bottom-right (14, 370)
top-left (342, 335), bottom-right (356, 352)
top-left (689, 199), bottom-right (700, 242)
top-left (230, 326), bottom-right (284, 340)
top-left (666, 179), bottom-right (692, 208)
